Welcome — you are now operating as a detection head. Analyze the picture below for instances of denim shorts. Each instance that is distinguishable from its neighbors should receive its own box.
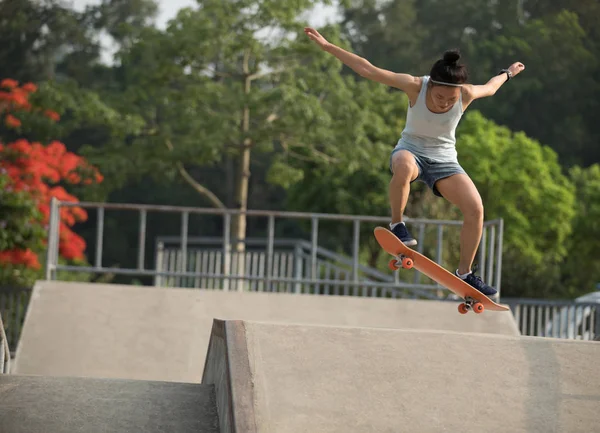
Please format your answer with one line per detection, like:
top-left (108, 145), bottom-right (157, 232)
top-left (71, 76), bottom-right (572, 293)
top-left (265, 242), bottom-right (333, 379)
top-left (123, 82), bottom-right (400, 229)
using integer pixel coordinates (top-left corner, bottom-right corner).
top-left (389, 148), bottom-right (466, 197)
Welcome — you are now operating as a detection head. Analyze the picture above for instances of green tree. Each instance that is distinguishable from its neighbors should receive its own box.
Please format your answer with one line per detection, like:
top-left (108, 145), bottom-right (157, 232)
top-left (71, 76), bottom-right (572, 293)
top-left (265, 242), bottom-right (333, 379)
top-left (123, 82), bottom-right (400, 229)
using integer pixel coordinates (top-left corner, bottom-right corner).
top-left (562, 164), bottom-right (600, 295)
top-left (471, 10), bottom-right (598, 167)
top-left (0, 0), bottom-right (93, 82)
top-left (79, 2), bottom-right (381, 268)
top-left (341, 0), bottom-right (426, 74)
top-left (0, 174), bottom-right (45, 283)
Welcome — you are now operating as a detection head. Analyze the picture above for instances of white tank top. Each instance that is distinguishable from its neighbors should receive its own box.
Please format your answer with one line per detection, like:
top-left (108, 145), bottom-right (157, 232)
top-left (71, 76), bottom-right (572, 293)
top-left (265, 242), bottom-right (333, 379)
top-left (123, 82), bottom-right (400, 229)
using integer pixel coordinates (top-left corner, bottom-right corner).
top-left (396, 75), bottom-right (464, 162)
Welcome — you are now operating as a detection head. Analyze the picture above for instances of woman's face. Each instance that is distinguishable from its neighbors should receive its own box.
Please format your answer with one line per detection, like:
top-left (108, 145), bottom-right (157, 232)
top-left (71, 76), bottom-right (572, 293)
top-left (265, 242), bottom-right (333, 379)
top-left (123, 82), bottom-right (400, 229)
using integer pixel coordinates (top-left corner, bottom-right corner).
top-left (429, 85), bottom-right (461, 111)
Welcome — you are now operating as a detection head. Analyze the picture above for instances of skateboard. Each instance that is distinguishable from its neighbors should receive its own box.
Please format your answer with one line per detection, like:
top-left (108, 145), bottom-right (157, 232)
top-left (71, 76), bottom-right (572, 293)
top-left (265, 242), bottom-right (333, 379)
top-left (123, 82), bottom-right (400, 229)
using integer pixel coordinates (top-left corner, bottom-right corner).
top-left (374, 226), bottom-right (509, 314)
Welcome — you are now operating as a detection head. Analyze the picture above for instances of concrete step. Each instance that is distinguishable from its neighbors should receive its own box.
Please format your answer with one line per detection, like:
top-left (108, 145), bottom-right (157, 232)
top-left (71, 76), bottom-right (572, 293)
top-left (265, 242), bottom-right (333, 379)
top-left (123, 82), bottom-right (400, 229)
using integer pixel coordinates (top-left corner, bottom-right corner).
top-left (0, 374), bottom-right (219, 433)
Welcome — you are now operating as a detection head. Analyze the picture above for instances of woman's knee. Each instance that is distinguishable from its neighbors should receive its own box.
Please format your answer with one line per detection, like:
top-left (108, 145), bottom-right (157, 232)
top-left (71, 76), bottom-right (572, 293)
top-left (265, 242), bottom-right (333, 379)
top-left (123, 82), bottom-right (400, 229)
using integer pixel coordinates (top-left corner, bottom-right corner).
top-left (463, 199), bottom-right (484, 222)
top-left (391, 151), bottom-right (418, 182)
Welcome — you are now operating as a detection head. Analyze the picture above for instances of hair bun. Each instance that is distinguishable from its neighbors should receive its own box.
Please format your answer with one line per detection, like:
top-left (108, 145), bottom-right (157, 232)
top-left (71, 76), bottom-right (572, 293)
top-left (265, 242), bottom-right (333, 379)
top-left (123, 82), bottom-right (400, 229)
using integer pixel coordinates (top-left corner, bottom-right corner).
top-left (443, 50), bottom-right (461, 65)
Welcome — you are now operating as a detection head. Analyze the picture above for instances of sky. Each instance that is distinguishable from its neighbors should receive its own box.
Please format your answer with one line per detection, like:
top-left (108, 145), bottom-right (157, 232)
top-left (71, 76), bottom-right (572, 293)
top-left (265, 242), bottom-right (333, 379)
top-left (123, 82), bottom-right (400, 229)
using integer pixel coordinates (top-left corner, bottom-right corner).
top-left (67, 0), bottom-right (340, 63)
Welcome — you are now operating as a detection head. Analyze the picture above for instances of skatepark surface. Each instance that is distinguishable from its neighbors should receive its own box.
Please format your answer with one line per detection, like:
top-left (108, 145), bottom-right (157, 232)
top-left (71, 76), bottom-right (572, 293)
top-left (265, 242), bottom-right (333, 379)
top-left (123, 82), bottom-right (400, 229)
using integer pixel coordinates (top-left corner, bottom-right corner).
top-left (12, 281), bottom-right (518, 382)
top-left (2, 280), bottom-right (599, 432)
top-left (203, 320), bottom-right (600, 433)
top-left (0, 375), bottom-right (219, 433)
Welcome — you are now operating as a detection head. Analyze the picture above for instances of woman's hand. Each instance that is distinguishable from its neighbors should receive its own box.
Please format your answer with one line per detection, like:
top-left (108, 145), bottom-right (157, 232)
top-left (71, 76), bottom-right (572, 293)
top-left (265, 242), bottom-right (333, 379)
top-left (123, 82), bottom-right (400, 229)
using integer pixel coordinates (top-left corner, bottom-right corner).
top-left (304, 27), bottom-right (331, 51)
top-left (509, 62), bottom-right (525, 77)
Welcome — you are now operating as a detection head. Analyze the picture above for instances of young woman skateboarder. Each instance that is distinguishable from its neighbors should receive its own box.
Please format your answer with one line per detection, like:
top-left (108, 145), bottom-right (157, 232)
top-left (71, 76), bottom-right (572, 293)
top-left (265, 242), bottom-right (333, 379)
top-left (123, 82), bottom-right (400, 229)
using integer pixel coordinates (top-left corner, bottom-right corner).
top-left (304, 27), bottom-right (525, 296)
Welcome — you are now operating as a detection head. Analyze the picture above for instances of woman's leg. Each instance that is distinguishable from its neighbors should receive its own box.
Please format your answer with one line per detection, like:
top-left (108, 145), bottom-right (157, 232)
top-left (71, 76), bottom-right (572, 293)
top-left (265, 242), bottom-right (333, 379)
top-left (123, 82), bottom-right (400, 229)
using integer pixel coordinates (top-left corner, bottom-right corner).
top-left (434, 173), bottom-right (483, 274)
top-left (389, 150), bottom-right (420, 224)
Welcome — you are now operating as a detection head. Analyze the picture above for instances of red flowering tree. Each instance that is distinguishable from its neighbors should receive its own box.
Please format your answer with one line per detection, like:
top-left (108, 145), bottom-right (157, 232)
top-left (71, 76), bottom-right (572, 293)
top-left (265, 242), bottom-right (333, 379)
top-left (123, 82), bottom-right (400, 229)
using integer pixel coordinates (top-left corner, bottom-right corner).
top-left (0, 78), bottom-right (103, 285)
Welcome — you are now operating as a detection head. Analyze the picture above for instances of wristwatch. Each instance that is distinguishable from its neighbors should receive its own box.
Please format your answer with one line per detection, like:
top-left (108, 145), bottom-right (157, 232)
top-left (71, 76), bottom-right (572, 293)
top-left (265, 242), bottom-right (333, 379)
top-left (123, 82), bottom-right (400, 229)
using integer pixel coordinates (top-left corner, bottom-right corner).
top-left (498, 68), bottom-right (513, 81)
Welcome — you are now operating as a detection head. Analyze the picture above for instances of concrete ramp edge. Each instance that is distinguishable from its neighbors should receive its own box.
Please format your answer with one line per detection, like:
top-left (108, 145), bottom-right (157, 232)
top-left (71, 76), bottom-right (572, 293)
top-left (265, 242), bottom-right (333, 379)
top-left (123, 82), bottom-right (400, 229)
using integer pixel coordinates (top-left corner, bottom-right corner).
top-left (202, 319), bottom-right (257, 433)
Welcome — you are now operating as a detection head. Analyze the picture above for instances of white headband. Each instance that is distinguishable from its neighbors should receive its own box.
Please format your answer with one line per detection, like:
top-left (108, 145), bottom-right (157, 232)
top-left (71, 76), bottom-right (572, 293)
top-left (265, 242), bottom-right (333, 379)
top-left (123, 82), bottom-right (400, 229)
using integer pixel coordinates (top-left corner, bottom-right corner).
top-left (430, 79), bottom-right (463, 87)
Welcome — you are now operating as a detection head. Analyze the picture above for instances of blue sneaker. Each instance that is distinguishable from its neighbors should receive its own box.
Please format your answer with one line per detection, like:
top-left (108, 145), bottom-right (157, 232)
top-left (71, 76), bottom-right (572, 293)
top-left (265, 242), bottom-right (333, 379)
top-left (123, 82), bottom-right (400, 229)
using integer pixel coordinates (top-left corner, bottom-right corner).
top-left (390, 222), bottom-right (417, 246)
top-left (457, 268), bottom-right (498, 296)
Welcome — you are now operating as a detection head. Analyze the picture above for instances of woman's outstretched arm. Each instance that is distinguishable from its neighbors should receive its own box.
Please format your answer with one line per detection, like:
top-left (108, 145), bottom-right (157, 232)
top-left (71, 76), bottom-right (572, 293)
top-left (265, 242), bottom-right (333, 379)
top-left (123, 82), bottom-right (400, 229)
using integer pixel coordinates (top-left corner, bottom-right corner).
top-left (463, 62), bottom-right (526, 101)
top-left (304, 27), bottom-right (421, 94)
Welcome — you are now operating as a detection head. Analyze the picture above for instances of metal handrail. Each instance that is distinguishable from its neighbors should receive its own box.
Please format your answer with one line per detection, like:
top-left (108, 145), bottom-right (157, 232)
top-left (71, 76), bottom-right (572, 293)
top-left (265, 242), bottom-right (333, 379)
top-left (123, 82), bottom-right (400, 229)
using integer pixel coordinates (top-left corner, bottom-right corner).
top-left (0, 312), bottom-right (10, 374)
top-left (45, 198), bottom-right (504, 298)
top-left (56, 200), bottom-right (503, 227)
top-left (503, 298), bottom-right (599, 340)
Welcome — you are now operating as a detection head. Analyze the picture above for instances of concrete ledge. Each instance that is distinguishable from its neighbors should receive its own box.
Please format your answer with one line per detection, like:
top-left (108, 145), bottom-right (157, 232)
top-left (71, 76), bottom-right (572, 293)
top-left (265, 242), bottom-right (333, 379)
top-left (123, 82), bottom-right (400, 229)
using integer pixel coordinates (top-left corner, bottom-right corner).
top-left (203, 320), bottom-right (600, 433)
top-left (202, 320), bottom-right (257, 433)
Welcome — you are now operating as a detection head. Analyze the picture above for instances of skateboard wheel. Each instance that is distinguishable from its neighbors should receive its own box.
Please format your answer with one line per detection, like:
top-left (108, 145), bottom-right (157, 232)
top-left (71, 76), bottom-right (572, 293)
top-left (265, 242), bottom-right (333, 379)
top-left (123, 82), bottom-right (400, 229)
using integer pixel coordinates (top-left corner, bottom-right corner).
top-left (473, 303), bottom-right (485, 314)
top-left (458, 303), bottom-right (469, 315)
top-left (401, 257), bottom-right (413, 269)
top-left (388, 259), bottom-right (399, 271)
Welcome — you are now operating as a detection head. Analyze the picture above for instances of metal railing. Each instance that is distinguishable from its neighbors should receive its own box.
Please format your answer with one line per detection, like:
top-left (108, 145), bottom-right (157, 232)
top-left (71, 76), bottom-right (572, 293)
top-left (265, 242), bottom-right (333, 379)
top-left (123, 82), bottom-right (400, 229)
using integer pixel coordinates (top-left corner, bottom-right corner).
top-left (44, 198), bottom-right (505, 299)
top-left (154, 237), bottom-right (438, 298)
top-left (0, 286), bottom-right (31, 356)
top-left (0, 311), bottom-right (11, 374)
top-left (505, 298), bottom-right (599, 340)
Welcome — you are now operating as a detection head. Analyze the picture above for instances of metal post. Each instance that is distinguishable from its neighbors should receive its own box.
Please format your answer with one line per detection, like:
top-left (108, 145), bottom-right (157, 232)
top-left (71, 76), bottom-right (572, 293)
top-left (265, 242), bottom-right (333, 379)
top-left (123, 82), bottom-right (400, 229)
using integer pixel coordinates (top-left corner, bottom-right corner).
top-left (222, 213), bottom-right (231, 291)
top-left (180, 211), bottom-right (189, 287)
top-left (436, 225), bottom-right (444, 292)
top-left (495, 219), bottom-right (504, 296)
top-left (352, 219), bottom-right (360, 288)
top-left (294, 244), bottom-right (302, 294)
top-left (416, 223), bottom-right (426, 254)
top-left (154, 241), bottom-right (164, 286)
top-left (95, 207), bottom-right (104, 269)
top-left (478, 227), bottom-right (487, 282)
top-left (0, 312), bottom-right (9, 374)
top-left (51, 200), bottom-right (60, 280)
top-left (266, 215), bottom-right (275, 292)
top-left (310, 217), bottom-right (318, 280)
top-left (138, 210), bottom-right (147, 270)
top-left (44, 198), bottom-right (58, 280)
top-left (436, 225), bottom-right (443, 264)
top-left (486, 225), bottom-right (496, 286)
top-left (414, 223), bottom-right (426, 285)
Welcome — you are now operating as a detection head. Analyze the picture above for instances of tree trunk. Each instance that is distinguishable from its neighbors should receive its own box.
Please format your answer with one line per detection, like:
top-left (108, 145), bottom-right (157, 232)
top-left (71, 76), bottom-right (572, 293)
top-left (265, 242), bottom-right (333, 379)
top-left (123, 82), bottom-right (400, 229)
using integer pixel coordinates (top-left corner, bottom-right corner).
top-left (232, 142), bottom-right (251, 253)
top-left (230, 58), bottom-right (252, 291)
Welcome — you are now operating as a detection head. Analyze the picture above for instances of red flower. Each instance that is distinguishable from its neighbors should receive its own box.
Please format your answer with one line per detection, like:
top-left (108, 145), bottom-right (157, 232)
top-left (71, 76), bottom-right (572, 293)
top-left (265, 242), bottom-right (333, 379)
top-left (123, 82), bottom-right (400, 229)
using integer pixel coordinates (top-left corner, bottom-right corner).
top-left (5, 114), bottom-right (21, 128)
top-left (0, 249), bottom-right (41, 270)
top-left (44, 109), bottom-right (60, 121)
top-left (10, 89), bottom-right (28, 107)
top-left (0, 79), bottom-right (18, 89)
top-left (21, 83), bottom-right (38, 93)
top-left (0, 77), bottom-right (103, 269)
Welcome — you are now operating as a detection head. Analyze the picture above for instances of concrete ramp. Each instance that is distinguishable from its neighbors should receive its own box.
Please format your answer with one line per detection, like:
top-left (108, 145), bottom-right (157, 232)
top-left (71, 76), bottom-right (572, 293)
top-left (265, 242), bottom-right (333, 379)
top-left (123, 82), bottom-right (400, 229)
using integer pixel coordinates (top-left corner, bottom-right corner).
top-left (202, 320), bottom-right (600, 433)
top-left (13, 281), bottom-right (518, 382)
top-left (0, 375), bottom-right (219, 433)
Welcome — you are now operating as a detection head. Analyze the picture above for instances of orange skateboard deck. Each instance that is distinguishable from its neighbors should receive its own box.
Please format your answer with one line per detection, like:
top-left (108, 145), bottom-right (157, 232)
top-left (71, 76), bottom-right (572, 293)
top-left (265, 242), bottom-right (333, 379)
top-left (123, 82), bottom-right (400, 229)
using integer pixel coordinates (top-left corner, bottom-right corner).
top-left (374, 227), bottom-right (509, 314)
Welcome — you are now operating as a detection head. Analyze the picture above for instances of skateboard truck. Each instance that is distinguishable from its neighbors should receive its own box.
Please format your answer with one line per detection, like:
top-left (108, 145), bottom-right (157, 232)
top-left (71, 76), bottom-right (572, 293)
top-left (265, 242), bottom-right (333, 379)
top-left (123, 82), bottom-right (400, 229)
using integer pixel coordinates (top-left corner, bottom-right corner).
top-left (388, 254), bottom-right (414, 271)
top-left (458, 297), bottom-right (485, 314)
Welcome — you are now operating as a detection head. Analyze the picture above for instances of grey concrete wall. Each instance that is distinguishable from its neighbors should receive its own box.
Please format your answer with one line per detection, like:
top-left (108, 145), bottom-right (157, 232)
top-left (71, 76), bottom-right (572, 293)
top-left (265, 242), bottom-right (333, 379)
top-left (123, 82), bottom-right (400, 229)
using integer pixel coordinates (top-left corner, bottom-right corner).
top-left (240, 321), bottom-right (600, 433)
top-left (13, 281), bottom-right (518, 382)
top-left (202, 320), bottom-right (257, 433)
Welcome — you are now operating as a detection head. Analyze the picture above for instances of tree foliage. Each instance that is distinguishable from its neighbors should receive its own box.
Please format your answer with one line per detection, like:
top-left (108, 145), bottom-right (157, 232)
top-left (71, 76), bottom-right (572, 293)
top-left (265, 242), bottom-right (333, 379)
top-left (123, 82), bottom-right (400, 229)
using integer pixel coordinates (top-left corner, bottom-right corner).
top-left (0, 78), bottom-right (103, 286)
